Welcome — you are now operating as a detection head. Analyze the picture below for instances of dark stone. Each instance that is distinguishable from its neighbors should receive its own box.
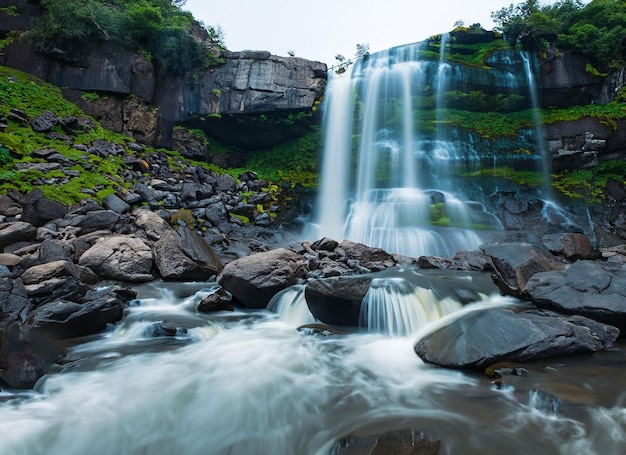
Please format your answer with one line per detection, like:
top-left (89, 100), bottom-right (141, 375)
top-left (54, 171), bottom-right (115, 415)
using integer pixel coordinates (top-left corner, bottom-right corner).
top-left (197, 287), bottom-right (234, 313)
top-left (480, 242), bottom-right (565, 295)
top-left (0, 277), bottom-right (31, 323)
top-left (541, 233), bottom-right (598, 261)
top-left (414, 305), bottom-right (619, 369)
top-left (30, 110), bottom-right (59, 132)
top-left (26, 291), bottom-right (124, 339)
top-left (153, 227), bottom-right (222, 281)
top-left (68, 210), bottom-right (121, 234)
top-left (0, 221), bottom-right (36, 250)
top-left (25, 276), bottom-right (90, 307)
top-left (526, 260), bottom-right (626, 331)
top-left (217, 248), bottom-right (303, 308)
top-left (102, 194), bottom-right (132, 214)
top-left (311, 237), bottom-right (339, 252)
top-left (20, 189), bottom-right (68, 227)
top-left (305, 276), bottom-right (372, 327)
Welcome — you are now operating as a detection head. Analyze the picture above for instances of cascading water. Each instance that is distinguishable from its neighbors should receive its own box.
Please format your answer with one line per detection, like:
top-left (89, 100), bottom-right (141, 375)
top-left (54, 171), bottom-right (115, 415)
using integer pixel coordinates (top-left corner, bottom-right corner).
top-left (312, 41), bottom-right (504, 259)
top-left (2, 282), bottom-right (625, 455)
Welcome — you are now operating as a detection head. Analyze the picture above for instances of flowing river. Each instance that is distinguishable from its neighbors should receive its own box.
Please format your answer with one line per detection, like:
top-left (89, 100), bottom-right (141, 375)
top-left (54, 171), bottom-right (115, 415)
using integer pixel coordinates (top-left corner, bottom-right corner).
top-left (1, 281), bottom-right (625, 454)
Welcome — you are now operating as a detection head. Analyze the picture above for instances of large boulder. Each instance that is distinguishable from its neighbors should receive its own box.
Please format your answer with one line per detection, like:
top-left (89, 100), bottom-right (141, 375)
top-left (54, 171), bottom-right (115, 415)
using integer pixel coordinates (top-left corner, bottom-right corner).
top-left (304, 276), bottom-right (372, 327)
top-left (414, 305), bottom-right (619, 369)
top-left (0, 277), bottom-right (31, 323)
top-left (217, 248), bottom-right (303, 308)
top-left (78, 235), bottom-right (154, 282)
top-left (526, 260), bottom-right (626, 331)
top-left (480, 242), bottom-right (565, 295)
top-left (153, 226), bottom-right (222, 281)
top-left (19, 189), bottom-right (68, 227)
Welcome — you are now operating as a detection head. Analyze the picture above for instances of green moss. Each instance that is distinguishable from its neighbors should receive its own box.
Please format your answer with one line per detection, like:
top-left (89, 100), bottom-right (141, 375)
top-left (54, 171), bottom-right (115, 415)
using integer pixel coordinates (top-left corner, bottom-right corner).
top-left (552, 160), bottom-right (626, 203)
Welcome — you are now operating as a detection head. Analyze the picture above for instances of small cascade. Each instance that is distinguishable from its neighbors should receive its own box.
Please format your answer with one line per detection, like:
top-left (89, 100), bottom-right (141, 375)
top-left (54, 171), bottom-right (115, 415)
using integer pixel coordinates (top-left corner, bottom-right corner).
top-left (359, 277), bottom-right (462, 336)
top-left (267, 285), bottom-right (316, 326)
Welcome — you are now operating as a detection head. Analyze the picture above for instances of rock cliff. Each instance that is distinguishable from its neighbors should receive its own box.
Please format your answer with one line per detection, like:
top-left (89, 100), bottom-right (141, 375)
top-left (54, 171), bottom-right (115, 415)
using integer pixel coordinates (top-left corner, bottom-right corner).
top-left (0, 1), bottom-right (326, 149)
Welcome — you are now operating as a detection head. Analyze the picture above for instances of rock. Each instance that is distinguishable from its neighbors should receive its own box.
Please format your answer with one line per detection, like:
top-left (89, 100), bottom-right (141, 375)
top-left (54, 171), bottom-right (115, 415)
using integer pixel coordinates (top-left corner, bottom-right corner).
top-left (20, 260), bottom-right (77, 285)
top-left (25, 290), bottom-right (125, 339)
top-left (0, 195), bottom-right (22, 217)
top-left (414, 305), bottom-right (619, 369)
top-left (102, 193), bottom-right (132, 214)
top-left (78, 235), bottom-right (154, 282)
top-left (304, 276), bottom-right (372, 326)
top-left (311, 237), bottom-right (339, 252)
top-left (0, 277), bottom-right (31, 323)
top-left (153, 226), bottom-right (222, 281)
top-left (526, 260), bottom-right (626, 331)
top-left (66, 209), bottom-right (121, 234)
top-left (541, 232), bottom-right (598, 261)
top-left (24, 276), bottom-right (90, 307)
top-left (0, 323), bottom-right (64, 389)
top-left (416, 255), bottom-right (454, 269)
top-left (197, 287), bottom-right (234, 313)
top-left (216, 174), bottom-right (237, 193)
top-left (205, 201), bottom-right (229, 226)
top-left (480, 242), bottom-right (565, 295)
top-left (132, 208), bottom-right (170, 241)
top-left (253, 212), bottom-right (271, 227)
top-left (338, 240), bottom-right (397, 272)
top-left (37, 238), bottom-right (74, 263)
top-left (217, 248), bottom-right (303, 308)
top-left (0, 252), bottom-right (22, 267)
top-left (20, 189), bottom-right (68, 227)
top-left (333, 429), bottom-right (440, 455)
top-left (0, 221), bottom-right (37, 250)
top-left (171, 126), bottom-right (209, 161)
top-left (30, 110), bottom-right (59, 132)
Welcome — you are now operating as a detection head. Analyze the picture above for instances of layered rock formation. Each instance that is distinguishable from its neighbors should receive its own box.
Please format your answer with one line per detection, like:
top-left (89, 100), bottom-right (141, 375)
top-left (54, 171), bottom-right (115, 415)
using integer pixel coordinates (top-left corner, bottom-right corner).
top-left (0, 1), bottom-right (327, 149)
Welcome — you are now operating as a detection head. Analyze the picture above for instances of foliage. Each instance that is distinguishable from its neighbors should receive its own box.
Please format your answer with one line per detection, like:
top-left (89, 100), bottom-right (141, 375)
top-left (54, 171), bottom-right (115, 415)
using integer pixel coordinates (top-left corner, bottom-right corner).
top-left (29, 0), bottom-right (225, 76)
top-left (552, 160), bottom-right (626, 202)
top-left (491, 0), bottom-right (626, 70)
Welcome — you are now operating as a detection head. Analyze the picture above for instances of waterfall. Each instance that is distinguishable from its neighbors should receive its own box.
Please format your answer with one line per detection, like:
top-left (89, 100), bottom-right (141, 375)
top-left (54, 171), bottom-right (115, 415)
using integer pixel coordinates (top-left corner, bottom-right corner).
top-left (312, 41), bottom-right (503, 258)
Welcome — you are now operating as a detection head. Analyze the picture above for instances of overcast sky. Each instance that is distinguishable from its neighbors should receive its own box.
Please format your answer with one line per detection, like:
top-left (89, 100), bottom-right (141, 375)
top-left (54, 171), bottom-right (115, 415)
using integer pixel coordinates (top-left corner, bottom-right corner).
top-left (183, 0), bottom-right (577, 66)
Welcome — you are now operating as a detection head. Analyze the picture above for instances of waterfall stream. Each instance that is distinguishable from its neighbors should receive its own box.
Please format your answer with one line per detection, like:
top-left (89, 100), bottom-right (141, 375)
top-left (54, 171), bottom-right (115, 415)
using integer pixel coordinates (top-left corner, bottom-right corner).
top-left (1, 282), bottom-right (625, 455)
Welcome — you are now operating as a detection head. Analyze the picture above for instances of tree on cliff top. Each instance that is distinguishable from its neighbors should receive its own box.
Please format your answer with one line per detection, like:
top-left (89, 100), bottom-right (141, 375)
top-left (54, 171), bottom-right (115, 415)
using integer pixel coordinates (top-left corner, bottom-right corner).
top-left (492, 0), bottom-right (626, 71)
top-left (29, 0), bottom-right (225, 75)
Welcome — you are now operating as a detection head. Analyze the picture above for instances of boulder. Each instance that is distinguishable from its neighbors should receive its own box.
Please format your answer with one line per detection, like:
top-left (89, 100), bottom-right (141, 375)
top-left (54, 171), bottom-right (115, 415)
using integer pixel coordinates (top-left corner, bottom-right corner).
top-left (480, 242), bottom-right (565, 295)
top-left (0, 277), bottom-right (31, 323)
top-left (0, 221), bottom-right (36, 250)
top-left (66, 209), bottom-right (121, 234)
top-left (414, 305), bottom-right (619, 369)
top-left (217, 248), bottom-right (303, 308)
top-left (526, 260), bottom-right (626, 330)
top-left (20, 259), bottom-right (77, 285)
top-left (338, 240), bottom-right (397, 272)
top-left (132, 208), bottom-right (170, 241)
top-left (78, 235), bottom-right (154, 282)
top-left (541, 232), bottom-right (598, 261)
top-left (102, 193), bottom-right (132, 214)
top-left (24, 276), bottom-right (90, 307)
top-left (305, 276), bottom-right (372, 327)
top-left (153, 226), bottom-right (222, 281)
top-left (25, 288), bottom-right (127, 339)
top-left (20, 189), bottom-right (68, 227)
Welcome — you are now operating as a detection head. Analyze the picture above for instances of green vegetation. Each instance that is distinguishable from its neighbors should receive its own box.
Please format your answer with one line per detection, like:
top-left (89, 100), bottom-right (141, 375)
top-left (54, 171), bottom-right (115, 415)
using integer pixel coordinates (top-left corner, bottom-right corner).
top-left (552, 160), bottom-right (626, 203)
top-left (492, 0), bottom-right (626, 71)
top-left (28, 0), bottom-right (225, 75)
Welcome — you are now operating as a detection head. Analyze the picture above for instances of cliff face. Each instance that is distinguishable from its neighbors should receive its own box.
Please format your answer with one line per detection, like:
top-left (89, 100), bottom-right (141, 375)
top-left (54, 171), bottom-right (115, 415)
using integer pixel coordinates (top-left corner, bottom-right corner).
top-left (0, 3), bottom-right (326, 148)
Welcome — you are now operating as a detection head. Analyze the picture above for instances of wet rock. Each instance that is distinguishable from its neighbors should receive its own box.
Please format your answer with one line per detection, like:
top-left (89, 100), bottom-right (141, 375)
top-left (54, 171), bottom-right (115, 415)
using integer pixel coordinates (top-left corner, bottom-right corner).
top-left (305, 276), bottom-right (372, 327)
top-left (25, 276), bottom-right (90, 307)
top-left (526, 260), bottom-right (626, 331)
top-left (25, 290), bottom-right (125, 339)
top-left (78, 235), bottom-right (154, 282)
top-left (338, 240), bottom-right (397, 272)
top-left (333, 429), bottom-right (441, 455)
top-left (414, 305), bottom-right (619, 369)
top-left (64, 209), bottom-right (121, 234)
top-left (197, 287), bottom-right (234, 313)
top-left (480, 242), bottom-right (565, 295)
top-left (217, 248), bottom-right (303, 308)
top-left (153, 226), bottom-right (222, 281)
top-left (20, 260), bottom-right (77, 285)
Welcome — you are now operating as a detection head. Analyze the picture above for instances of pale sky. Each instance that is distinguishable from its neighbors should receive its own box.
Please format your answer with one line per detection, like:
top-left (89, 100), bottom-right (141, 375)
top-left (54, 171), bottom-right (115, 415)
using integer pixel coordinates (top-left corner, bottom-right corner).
top-left (184, 0), bottom-right (574, 66)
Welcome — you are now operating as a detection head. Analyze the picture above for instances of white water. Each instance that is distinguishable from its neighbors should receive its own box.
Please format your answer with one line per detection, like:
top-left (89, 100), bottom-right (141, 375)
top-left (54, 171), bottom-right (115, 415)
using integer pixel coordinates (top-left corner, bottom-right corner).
top-left (2, 283), bottom-right (625, 455)
top-left (312, 42), bottom-right (503, 258)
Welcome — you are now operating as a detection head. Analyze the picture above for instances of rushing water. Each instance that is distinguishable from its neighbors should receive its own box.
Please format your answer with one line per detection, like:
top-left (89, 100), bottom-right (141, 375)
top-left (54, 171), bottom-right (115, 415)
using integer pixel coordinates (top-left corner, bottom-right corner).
top-left (311, 42), bottom-right (513, 258)
top-left (1, 281), bottom-right (625, 455)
